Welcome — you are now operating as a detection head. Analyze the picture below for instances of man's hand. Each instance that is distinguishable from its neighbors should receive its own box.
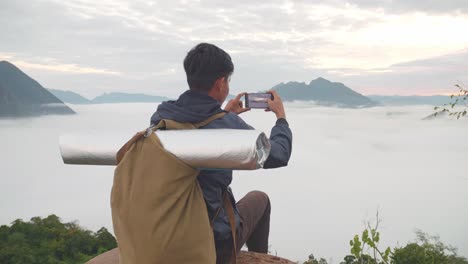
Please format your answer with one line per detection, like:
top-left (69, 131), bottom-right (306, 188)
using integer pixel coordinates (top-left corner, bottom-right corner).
top-left (266, 90), bottom-right (286, 119)
top-left (224, 92), bottom-right (251, 115)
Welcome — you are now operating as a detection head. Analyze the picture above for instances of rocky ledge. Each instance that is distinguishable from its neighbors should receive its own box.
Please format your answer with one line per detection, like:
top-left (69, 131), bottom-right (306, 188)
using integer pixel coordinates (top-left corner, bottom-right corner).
top-left (86, 248), bottom-right (296, 264)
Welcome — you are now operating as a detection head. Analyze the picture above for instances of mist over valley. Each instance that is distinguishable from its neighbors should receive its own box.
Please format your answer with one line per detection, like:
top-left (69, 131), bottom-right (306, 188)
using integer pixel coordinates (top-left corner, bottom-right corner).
top-left (1, 102), bottom-right (467, 262)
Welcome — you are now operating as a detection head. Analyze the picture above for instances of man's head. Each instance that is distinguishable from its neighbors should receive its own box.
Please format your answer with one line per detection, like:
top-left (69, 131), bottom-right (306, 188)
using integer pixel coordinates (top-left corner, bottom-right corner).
top-left (183, 43), bottom-right (233, 103)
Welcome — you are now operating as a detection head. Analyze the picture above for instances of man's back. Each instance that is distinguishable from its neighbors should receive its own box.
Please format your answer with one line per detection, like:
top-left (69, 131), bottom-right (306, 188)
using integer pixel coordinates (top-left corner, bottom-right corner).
top-left (150, 89), bottom-right (293, 250)
top-left (151, 42), bottom-right (292, 263)
top-left (150, 90), bottom-right (251, 242)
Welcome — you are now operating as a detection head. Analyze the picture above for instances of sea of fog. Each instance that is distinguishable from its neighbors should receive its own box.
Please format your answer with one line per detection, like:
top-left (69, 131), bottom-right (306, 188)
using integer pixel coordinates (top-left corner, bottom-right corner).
top-left (1, 102), bottom-right (467, 262)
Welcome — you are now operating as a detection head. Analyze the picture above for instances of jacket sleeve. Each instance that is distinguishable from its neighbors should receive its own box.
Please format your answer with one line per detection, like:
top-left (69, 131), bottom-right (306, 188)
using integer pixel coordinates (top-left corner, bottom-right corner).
top-left (220, 113), bottom-right (292, 168)
top-left (263, 118), bottom-right (293, 169)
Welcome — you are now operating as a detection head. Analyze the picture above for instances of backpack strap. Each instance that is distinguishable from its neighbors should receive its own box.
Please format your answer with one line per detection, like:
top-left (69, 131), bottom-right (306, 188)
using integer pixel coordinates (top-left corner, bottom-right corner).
top-left (150, 112), bottom-right (226, 131)
top-left (193, 112), bottom-right (226, 128)
top-left (152, 119), bottom-right (196, 131)
top-left (223, 192), bottom-right (237, 264)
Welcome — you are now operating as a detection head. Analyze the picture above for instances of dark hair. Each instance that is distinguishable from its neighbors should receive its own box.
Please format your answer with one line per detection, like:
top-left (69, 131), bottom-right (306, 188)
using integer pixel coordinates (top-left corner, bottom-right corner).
top-left (183, 43), bottom-right (234, 92)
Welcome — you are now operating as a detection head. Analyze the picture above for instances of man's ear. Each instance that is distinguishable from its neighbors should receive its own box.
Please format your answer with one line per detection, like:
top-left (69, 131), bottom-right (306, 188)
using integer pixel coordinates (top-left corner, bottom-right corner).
top-left (213, 77), bottom-right (224, 92)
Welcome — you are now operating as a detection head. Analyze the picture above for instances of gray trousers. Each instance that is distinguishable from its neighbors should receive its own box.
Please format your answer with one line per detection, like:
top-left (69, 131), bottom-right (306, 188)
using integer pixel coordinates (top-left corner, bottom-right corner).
top-left (217, 190), bottom-right (271, 264)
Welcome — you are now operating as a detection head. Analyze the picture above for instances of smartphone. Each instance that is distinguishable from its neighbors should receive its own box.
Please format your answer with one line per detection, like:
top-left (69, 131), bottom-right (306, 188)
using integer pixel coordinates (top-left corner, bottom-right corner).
top-left (245, 93), bottom-right (273, 109)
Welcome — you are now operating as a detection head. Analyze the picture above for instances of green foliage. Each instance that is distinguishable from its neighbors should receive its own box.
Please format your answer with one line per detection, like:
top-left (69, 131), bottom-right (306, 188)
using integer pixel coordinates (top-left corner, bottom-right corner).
top-left (344, 212), bottom-right (391, 264)
top-left (336, 214), bottom-right (468, 264)
top-left (392, 230), bottom-right (468, 264)
top-left (0, 215), bottom-right (117, 264)
top-left (432, 84), bottom-right (468, 119)
top-left (304, 254), bottom-right (328, 264)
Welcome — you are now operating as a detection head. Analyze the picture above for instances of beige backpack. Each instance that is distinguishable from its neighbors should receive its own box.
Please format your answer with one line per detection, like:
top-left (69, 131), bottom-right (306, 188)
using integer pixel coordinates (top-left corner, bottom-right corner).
top-left (111, 112), bottom-right (238, 264)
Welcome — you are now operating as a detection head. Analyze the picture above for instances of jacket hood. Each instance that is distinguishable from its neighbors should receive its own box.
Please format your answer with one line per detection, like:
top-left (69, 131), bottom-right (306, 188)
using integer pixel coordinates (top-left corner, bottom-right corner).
top-left (150, 90), bottom-right (225, 124)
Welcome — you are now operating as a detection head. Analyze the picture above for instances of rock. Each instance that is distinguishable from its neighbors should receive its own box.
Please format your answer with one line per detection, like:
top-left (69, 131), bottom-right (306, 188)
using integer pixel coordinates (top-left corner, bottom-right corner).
top-left (86, 248), bottom-right (118, 264)
top-left (86, 248), bottom-right (296, 264)
top-left (237, 251), bottom-right (296, 264)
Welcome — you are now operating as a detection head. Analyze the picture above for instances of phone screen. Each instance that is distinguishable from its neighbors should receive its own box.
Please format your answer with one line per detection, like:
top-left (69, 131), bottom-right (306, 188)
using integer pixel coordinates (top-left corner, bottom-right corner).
top-left (245, 93), bottom-right (272, 109)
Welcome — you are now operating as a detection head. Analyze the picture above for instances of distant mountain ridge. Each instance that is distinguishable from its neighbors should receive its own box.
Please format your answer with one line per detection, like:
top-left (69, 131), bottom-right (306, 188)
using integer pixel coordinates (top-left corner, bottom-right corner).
top-left (91, 92), bottom-right (170, 104)
top-left (46, 76), bottom-right (450, 108)
top-left (0, 61), bottom-right (75, 118)
top-left (272, 77), bottom-right (376, 107)
top-left (48, 90), bottom-right (171, 104)
top-left (48, 89), bottom-right (91, 104)
top-left (368, 95), bottom-right (450, 106)
top-left (50, 78), bottom-right (375, 108)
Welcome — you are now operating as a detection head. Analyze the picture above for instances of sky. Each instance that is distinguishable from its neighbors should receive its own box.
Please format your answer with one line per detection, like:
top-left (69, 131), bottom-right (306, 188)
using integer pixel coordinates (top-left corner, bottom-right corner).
top-left (1, 0), bottom-right (468, 98)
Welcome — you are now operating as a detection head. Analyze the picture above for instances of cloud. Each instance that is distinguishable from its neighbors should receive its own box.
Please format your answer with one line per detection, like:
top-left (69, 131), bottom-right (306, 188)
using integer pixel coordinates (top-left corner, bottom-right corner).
top-left (10, 59), bottom-right (121, 75)
top-left (329, 49), bottom-right (468, 95)
top-left (0, 0), bottom-right (467, 97)
top-left (0, 53), bottom-right (14, 60)
top-left (393, 49), bottom-right (468, 72)
top-left (334, 0), bottom-right (468, 14)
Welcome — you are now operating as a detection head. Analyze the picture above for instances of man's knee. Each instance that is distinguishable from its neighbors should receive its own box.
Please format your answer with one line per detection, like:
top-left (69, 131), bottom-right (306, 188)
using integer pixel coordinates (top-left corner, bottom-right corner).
top-left (247, 190), bottom-right (271, 212)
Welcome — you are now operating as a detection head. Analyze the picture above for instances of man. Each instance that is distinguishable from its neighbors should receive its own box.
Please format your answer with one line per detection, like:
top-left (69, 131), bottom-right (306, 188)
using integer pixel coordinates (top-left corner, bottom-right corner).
top-left (150, 43), bottom-right (293, 263)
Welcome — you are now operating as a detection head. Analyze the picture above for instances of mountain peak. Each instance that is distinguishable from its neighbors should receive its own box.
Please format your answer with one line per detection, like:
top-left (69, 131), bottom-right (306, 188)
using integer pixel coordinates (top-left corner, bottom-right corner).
top-left (0, 60), bottom-right (16, 68)
top-left (0, 62), bottom-right (76, 118)
top-left (310, 77), bottom-right (330, 85)
top-left (270, 78), bottom-right (376, 108)
top-left (286, 81), bottom-right (306, 85)
top-left (0, 61), bottom-right (24, 76)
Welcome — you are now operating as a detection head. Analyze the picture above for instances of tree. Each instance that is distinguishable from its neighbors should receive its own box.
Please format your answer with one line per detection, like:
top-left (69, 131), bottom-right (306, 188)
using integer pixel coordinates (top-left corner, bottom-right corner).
top-left (0, 215), bottom-right (117, 264)
top-left (346, 212), bottom-right (391, 264)
top-left (432, 84), bottom-right (468, 119)
top-left (339, 220), bottom-right (468, 264)
top-left (95, 227), bottom-right (117, 254)
top-left (392, 230), bottom-right (468, 264)
top-left (306, 213), bottom-right (468, 264)
top-left (304, 254), bottom-right (328, 264)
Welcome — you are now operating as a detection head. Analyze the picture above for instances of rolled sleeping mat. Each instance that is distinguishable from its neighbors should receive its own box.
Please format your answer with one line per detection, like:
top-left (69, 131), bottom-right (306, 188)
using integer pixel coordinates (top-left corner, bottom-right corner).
top-left (59, 129), bottom-right (271, 170)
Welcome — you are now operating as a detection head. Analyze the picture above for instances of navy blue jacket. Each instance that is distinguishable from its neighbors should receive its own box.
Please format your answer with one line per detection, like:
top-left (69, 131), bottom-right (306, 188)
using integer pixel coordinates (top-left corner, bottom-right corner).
top-left (150, 90), bottom-right (293, 246)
